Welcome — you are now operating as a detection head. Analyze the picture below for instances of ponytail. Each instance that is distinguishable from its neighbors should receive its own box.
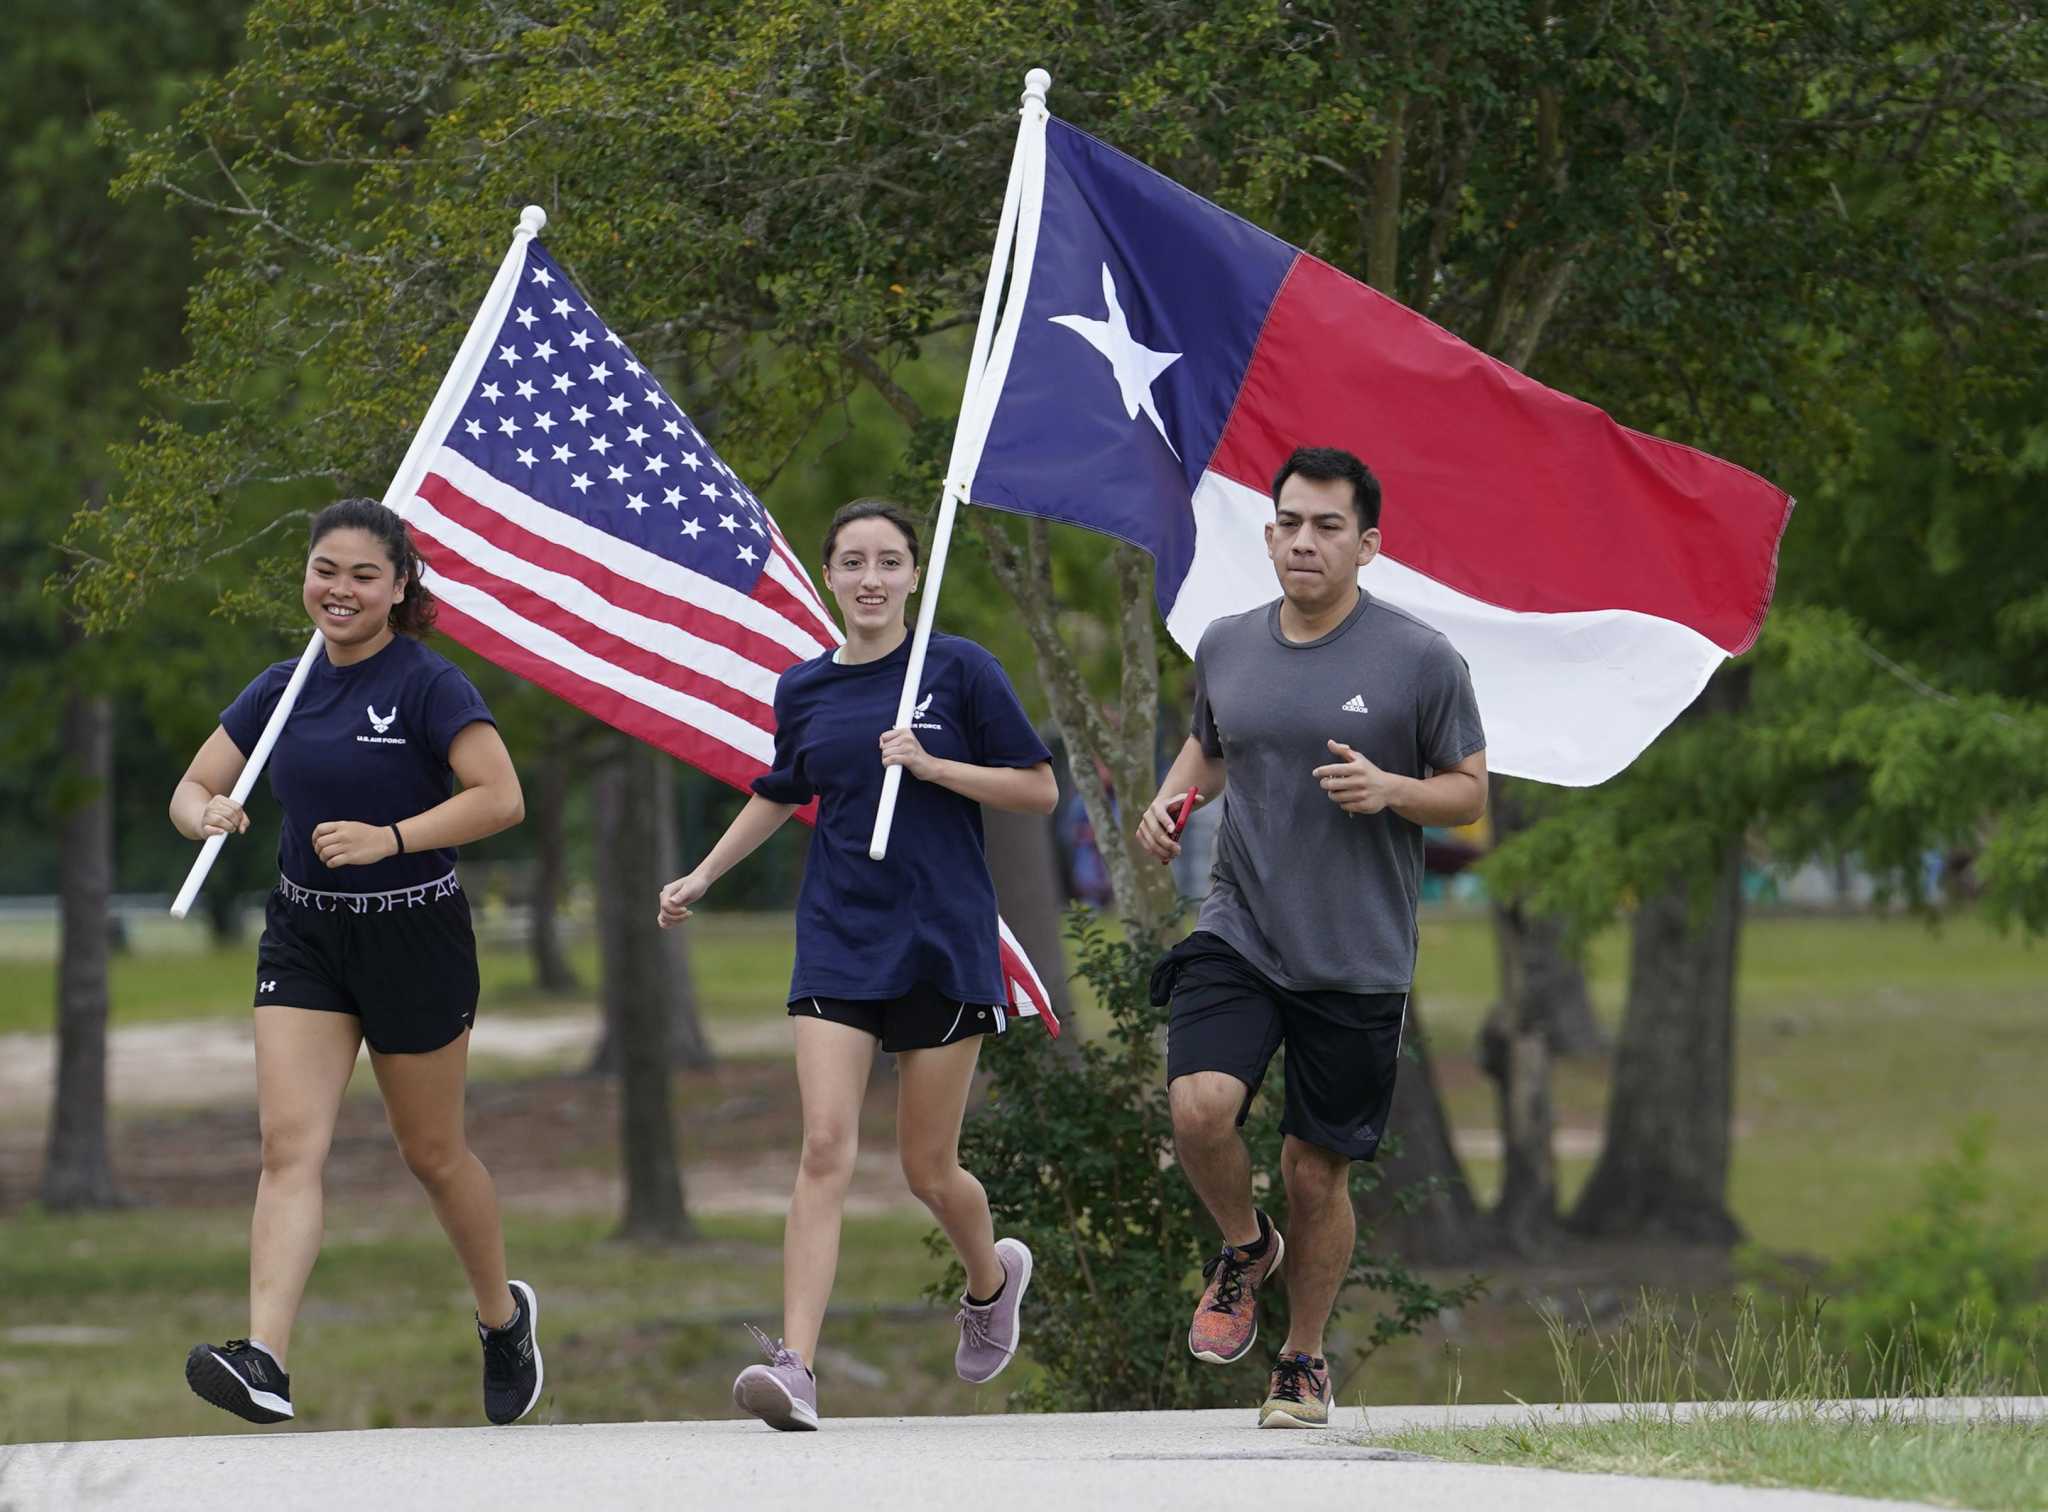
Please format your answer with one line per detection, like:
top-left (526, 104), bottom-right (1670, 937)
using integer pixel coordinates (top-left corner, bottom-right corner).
top-left (307, 498), bottom-right (439, 637)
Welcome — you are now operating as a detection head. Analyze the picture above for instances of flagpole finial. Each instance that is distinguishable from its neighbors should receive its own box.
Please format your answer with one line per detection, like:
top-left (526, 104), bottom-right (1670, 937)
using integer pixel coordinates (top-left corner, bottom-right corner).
top-left (518, 205), bottom-right (548, 237)
top-left (1022, 68), bottom-right (1051, 108)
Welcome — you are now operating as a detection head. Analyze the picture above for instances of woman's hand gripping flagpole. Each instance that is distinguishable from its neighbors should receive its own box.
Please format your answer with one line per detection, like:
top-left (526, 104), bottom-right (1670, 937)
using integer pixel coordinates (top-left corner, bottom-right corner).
top-left (169, 204), bottom-right (551, 919)
top-left (869, 69), bottom-right (1052, 862)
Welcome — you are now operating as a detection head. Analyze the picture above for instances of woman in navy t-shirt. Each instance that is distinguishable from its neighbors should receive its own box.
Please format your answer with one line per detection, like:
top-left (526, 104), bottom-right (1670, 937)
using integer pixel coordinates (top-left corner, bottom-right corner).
top-left (658, 500), bottom-right (1056, 1431)
top-left (169, 499), bottom-right (542, 1429)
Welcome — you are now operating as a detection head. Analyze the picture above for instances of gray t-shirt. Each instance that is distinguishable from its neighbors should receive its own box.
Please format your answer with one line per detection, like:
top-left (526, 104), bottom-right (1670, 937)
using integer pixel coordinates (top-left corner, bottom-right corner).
top-left (1192, 591), bottom-right (1486, 994)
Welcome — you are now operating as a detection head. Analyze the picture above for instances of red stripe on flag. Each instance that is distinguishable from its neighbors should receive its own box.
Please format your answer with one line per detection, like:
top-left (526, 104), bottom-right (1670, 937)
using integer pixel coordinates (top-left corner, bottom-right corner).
top-left (430, 598), bottom-right (806, 813)
top-left (1209, 255), bottom-right (1792, 653)
top-left (417, 538), bottom-right (778, 733)
top-left (418, 473), bottom-right (817, 672)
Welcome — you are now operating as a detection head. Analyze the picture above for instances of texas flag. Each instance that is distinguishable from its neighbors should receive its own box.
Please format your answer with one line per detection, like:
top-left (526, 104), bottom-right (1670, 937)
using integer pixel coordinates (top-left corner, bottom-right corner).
top-left (968, 119), bottom-right (1794, 786)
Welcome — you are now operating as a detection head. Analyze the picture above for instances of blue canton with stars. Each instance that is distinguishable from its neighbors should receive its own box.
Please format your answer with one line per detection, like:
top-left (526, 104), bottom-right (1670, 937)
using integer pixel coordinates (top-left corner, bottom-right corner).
top-left (442, 244), bottom-right (772, 589)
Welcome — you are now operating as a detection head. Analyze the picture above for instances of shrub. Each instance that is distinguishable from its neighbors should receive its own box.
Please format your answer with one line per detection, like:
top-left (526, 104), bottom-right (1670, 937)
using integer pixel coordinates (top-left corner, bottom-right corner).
top-left (1822, 1121), bottom-right (2046, 1384)
top-left (931, 908), bottom-right (1481, 1411)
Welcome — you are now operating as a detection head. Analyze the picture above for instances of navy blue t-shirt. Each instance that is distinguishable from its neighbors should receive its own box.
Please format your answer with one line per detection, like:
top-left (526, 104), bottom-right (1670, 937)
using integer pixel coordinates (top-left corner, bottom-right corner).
top-left (752, 632), bottom-right (1051, 1004)
top-left (221, 635), bottom-right (496, 894)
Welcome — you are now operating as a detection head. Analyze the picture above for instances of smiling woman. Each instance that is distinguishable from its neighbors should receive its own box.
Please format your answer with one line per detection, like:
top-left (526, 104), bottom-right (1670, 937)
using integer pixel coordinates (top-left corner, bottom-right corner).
top-left (163, 498), bottom-right (542, 1432)
top-left (655, 495), bottom-right (1059, 1433)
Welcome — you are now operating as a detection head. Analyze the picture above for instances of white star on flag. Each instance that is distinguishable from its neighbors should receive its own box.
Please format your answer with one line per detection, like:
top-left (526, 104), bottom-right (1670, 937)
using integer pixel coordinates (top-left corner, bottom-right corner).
top-left (680, 517), bottom-right (705, 539)
top-left (1049, 263), bottom-right (1183, 460)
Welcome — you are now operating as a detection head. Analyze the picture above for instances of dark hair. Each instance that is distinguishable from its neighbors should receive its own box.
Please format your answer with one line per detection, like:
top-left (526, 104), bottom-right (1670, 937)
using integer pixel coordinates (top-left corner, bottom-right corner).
top-left (1270, 446), bottom-right (1382, 532)
top-left (307, 497), bottom-right (438, 637)
top-left (821, 498), bottom-right (921, 566)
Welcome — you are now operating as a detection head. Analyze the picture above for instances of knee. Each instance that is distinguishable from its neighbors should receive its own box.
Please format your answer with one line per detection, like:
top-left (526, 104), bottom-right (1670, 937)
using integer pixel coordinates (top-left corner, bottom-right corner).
top-left (797, 1125), bottom-right (858, 1185)
top-left (899, 1149), bottom-right (957, 1208)
top-left (258, 1119), bottom-right (330, 1178)
top-left (1283, 1142), bottom-right (1351, 1207)
top-left (1170, 1076), bottom-right (1243, 1146)
top-left (396, 1132), bottom-right (468, 1189)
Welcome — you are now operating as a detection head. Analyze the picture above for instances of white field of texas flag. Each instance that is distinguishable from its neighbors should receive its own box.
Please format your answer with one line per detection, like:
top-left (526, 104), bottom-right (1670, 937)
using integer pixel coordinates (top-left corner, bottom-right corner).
top-left (401, 240), bottom-right (1057, 1032)
top-left (969, 119), bottom-right (1793, 786)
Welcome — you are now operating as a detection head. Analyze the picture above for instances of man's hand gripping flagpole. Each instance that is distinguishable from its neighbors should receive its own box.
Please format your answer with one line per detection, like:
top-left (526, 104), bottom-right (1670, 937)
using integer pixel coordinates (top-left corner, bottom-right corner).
top-left (168, 205), bottom-right (551, 919)
top-left (868, 69), bottom-right (1052, 862)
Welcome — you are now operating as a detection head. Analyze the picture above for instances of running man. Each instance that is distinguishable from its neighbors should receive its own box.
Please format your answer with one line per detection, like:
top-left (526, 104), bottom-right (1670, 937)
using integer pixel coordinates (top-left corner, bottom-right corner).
top-left (1136, 447), bottom-right (1487, 1428)
top-left (172, 498), bottom-right (542, 1428)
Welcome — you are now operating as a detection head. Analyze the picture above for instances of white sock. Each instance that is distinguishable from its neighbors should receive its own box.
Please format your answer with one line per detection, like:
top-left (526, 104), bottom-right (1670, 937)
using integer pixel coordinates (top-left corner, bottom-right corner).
top-left (245, 1338), bottom-right (283, 1371)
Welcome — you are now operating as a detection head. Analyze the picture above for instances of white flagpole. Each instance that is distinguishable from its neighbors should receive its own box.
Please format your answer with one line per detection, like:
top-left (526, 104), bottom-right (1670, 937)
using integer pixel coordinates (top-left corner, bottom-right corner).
top-left (170, 205), bottom-right (550, 919)
top-left (869, 69), bottom-right (1052, 861)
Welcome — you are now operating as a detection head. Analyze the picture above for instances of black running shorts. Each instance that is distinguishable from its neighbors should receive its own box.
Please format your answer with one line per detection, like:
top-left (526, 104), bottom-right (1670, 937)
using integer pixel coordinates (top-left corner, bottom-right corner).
top-left (1159, 931), bottom-right (1406, 1162)
top-left (252, 877), bottom-right (480, 1055)
top-left (789, 982), bottom-right (1009, 1054)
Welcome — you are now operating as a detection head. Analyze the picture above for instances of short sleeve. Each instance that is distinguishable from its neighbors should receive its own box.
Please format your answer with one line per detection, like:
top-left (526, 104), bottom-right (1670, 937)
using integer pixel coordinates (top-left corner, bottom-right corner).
top-left (1416, 635), bottom-right (1486, 773)
top-left (966, 654), bottom-right (1052, 769)
top-left (219, 662), bottom-right (291, 758)
top-left (422, 666), bottom-right (496, 764)
top-left (750, 674), bottom-right (814, 805)
top-left (1189, 633), bottom-right (1223, 758)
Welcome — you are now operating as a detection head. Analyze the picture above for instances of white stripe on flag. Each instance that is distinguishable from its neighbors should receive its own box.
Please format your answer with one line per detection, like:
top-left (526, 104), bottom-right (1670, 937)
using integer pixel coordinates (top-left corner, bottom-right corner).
top-left (420, 567), bottom-right (778, 766)
top-left (424, 448), bottom-right (828, 661)
top-left (1174, 472), bottom-right (1726, 787)
top-left (409, 496), bottom-right (783, 711)
top-left (762, 538), bottom-right (842, 647)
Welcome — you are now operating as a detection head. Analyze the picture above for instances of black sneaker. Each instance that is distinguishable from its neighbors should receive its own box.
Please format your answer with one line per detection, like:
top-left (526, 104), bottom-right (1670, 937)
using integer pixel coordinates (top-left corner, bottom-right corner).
top-left (185, 1339), bottom-right (294, 1424)
top-left (479, 1278), bottom-right (544, 1425)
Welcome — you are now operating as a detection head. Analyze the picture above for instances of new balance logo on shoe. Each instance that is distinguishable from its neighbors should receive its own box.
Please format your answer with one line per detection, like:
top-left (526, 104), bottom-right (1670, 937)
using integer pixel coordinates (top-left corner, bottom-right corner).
top-left (1341, 694), bottom-right (1368, 713)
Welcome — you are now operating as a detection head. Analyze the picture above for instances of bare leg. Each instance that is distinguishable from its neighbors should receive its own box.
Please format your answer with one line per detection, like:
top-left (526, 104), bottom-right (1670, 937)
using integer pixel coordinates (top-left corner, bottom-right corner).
top-left (1169, 1072), bottom-right (1261, 1247)
top-left (371, 1030), bottom-right (516, 1329)
top-left (248, 1006), bottom-right (362, 1366)
top-left (896, 1035), bottom-right (1003, 1299)
top-left (1276, 1135), bottom-right (1355, 1357)
top-left (781, 1017), bottom-right (877, 1365)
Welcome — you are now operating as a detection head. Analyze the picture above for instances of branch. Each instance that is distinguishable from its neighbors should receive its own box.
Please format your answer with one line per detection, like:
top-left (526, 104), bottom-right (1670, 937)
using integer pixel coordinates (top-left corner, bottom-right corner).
top-left (841, 343), bottom-right (926, 429)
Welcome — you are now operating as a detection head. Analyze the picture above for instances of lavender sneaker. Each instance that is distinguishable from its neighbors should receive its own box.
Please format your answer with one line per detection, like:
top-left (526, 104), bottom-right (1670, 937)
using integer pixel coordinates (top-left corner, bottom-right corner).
top-left (732, 1324), bottom-right (818, 1431)
top-left (955, 1236), bottom-right (1034, 1384)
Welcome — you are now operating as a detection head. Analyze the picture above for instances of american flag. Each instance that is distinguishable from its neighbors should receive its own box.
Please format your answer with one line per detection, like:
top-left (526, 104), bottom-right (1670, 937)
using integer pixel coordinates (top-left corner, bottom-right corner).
top-left (406, 240), bottom-right (1057, 1033)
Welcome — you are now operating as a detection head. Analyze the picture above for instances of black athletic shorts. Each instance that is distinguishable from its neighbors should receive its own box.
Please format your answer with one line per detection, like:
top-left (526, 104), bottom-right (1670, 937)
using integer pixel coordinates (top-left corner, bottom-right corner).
top-left (1157, 930), bottom-right (1406, 1162)
top-left (252, 874), bottom-right (480, 1055)
top-left (788, 982), bottom-right (1009, 1054)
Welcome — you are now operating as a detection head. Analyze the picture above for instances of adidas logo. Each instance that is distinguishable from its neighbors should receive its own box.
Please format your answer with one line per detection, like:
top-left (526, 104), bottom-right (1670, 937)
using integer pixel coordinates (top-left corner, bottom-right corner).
top-left (1341, 694), bottom-right (1368, 713)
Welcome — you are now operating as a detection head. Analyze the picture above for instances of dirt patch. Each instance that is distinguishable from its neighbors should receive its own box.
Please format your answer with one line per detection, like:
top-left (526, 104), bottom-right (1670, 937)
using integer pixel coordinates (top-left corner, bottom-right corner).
top-left (0, 1058), bottom-right (924, 1221)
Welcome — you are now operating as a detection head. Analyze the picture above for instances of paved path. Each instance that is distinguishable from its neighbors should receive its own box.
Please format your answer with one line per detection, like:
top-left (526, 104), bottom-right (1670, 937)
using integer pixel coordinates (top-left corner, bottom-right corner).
top-left (7, 1404), bottom-right (2020, 1512)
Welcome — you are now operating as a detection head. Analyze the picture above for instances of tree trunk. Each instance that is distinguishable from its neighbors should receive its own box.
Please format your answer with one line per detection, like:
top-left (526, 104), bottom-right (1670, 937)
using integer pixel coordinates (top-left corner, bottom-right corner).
top-left (589, 747), bottom-right (712, 1071)
top-left (1479, 777), bottom-right (1604, 1253)
top-left (982, 804), bottom-right (1072, 1032)
top-left (42, 676), bottom-right (121, 1211)
top-left (593, 738), bottom-right (693, 1241)
top-left (1357, 994), bottom-right (1486, 1264)
top-left (528, 745), bottom-right (580, 994)
top-left (1567, 844), bottom-right (1745, 1244)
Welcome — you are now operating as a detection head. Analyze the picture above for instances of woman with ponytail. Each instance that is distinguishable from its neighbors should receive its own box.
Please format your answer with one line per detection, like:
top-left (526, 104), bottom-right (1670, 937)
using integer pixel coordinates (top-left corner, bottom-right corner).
top-left (169, 499), bottom-right (544, 1428)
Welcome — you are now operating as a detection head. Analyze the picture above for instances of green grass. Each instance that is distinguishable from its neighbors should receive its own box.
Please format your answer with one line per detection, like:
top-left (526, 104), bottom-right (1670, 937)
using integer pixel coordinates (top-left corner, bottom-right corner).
top-left (0, 912), bottom-right (802, 1035)
top-left (1370, 1294), bottom-right (2048, 1509)
top-left (1385, 1414), bottom-right (2048, 1509)
top-left (0, 1203), bottom-right (1025, 1444)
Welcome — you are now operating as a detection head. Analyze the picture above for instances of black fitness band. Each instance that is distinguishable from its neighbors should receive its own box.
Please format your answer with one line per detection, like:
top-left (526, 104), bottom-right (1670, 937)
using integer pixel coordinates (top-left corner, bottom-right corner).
top-left (391, 823), bottom-right (406, 855)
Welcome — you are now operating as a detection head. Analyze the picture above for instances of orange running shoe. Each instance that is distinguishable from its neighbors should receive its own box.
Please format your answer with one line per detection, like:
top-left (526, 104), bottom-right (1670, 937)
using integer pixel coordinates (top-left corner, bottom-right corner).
top-left (1187, 1212), bottom-right (1285, 1364)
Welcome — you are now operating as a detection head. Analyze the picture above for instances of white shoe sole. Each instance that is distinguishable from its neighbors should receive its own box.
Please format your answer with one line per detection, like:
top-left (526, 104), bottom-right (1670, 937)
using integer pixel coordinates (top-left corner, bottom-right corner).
top-left (1258, 1404), bottom-right (1330, 1429)
top-left (498, 1279), bottom-right (545, 1425)
top-left (734, 1366), bottom-right (819, 1431)
top-left (1189, 1228), bottom-right (1285, 1364)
